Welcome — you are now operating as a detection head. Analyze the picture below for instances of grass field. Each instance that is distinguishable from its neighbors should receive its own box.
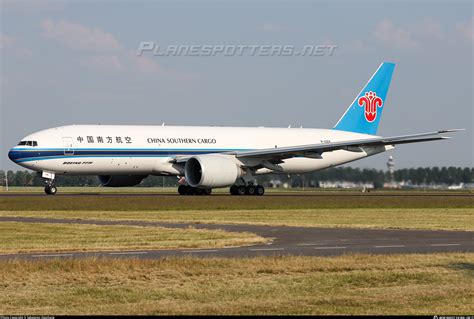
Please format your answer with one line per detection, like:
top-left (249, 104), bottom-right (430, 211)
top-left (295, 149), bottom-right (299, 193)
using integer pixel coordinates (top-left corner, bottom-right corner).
top-left (0, 222), bottom-right (265, 253)
top-left (0, 191), bottom-right (472, 315)
top-left (0, 253), bottom-right (472, 315)
top-left (1, 192), bottom-right (472, 212)
top-left (1, 186), bottom-right (472, 193)
top-left (1, 207), bottom-right (473, 230)
top-left (1, 191), bottom-right (473, 230)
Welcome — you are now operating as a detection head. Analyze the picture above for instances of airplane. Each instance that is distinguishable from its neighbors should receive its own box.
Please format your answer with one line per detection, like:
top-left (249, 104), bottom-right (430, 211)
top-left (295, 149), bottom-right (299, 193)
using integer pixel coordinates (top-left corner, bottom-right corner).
top-left (8, 62), bottom-right (462, 195)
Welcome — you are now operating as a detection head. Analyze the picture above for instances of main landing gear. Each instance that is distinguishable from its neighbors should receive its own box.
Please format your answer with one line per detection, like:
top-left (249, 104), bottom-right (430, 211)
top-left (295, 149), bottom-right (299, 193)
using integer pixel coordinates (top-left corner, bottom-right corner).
top-left (178, 185), bottom-right (212, 196)
top-left (229, 184), bottom-right (265, 196)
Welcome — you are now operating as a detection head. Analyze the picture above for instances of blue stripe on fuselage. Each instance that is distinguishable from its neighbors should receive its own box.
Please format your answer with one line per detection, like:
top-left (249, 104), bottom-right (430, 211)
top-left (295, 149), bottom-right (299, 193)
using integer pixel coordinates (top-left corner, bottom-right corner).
top-left (10, 148), bottom-right (252, 163)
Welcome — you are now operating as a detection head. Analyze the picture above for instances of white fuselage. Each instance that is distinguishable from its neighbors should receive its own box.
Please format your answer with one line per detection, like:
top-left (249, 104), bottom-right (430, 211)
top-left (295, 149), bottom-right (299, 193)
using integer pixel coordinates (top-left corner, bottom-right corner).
top-left (9, 125), bottom-right (392, 176)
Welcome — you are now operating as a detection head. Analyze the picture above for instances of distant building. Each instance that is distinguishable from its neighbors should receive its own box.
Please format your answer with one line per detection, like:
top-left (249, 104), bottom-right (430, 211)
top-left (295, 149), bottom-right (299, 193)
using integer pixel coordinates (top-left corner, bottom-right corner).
top-left (319, 181), bottom-right (374, 189)
top-left (387, 155), bottom-right (395, 180)
top-left (384, 155), bottom-right (400, 188)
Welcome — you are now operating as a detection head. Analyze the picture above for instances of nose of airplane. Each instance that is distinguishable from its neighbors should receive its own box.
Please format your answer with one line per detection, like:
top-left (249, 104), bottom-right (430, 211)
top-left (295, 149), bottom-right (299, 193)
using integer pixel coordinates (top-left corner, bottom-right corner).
top-left (8, 148), bottom-right (19, 162)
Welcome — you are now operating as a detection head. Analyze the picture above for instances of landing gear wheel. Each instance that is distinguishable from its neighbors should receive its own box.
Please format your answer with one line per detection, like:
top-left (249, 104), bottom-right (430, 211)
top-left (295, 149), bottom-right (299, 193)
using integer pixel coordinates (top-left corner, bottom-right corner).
top-left (246, 185), bottom-right (256, 195)
top-left (230, 185), bottom-right (238, 195)
top-left (179, 185), bottom-right (212, 195)
top-left (185, 185), bottom-right (196, 195)
top-left (236, 185), bottom-right (246, 196)
top-left (44, 185), bottom-right (57, 195)
top-left (196, 188), bottom-right (206, 195)
top-left (256, 185), bottom-right (265, 196)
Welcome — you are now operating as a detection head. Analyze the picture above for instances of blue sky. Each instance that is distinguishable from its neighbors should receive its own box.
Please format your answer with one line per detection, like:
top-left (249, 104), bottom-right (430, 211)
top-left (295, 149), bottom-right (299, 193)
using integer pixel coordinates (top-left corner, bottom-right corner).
top-left (1, 0), bottom-right (472, 170)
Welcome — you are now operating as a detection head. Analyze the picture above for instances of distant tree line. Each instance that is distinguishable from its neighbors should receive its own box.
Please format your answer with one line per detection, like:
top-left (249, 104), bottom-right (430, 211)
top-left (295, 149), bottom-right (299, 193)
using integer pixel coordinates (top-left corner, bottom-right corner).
top-left (0, 167), bottom-right (472, 188)
top-left (273, 167), bottom-right (473, 189)
top-left (0, 171), bottom-right (179, 187)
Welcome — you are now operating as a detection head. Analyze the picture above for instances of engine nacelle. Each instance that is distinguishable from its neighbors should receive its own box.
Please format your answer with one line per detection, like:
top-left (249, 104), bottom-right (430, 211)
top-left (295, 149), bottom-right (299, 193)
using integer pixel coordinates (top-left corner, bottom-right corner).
top-left (98, 175), bottom-right (147, 187)
top-left (185, 155), bottom-right (243, 188)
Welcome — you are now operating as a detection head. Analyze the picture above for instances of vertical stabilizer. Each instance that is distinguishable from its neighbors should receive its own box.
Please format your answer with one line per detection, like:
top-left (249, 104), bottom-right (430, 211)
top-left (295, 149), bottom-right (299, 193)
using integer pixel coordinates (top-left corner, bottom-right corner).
top-left (333, 62), bottom-right (395, 135)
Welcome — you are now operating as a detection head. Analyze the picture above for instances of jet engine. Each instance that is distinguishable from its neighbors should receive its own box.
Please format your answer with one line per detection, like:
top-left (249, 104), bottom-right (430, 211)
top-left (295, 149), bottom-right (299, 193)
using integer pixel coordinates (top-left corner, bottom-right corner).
top-left (185, 155), bottom-right (243, 188)
top-left (98, 175), bottom-right (147, 187)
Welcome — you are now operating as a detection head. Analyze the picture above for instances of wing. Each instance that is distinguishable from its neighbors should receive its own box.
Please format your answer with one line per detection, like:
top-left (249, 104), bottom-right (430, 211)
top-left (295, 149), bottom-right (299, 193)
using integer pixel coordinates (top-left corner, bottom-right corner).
top-left (171, 129), bottom-right (463, 164)
top-left (228, 129), bottom-right (464, 161)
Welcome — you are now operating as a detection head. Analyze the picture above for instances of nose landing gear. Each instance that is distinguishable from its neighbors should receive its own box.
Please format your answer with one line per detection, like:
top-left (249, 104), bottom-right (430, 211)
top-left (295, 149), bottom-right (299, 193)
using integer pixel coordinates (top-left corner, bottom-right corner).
top-left (42, 171), bottom-right (57, 195)
top-left (44, 184), bottom-right (57, 195)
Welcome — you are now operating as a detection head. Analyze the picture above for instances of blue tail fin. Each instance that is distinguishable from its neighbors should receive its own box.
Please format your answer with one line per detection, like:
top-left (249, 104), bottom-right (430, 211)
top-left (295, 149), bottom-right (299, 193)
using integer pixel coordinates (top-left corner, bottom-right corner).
top-left (333, 62), bottom-right (395, 135)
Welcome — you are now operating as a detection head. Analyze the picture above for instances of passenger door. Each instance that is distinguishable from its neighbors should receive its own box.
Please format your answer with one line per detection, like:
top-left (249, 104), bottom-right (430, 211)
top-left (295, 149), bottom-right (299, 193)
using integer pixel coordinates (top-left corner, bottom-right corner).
top-left (62, 137), bottom-right (74, 155)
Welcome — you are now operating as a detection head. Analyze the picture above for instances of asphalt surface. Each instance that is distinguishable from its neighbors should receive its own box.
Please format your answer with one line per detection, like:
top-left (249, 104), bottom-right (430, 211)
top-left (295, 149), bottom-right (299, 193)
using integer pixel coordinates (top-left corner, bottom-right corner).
top-left (0, 216), bottom-right (472, 260)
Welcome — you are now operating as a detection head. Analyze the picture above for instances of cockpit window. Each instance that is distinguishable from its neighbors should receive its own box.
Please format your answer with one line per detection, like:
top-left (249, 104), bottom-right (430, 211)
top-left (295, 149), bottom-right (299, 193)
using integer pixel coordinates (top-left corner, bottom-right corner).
top-left (18, 141), bottom-right (38, 147)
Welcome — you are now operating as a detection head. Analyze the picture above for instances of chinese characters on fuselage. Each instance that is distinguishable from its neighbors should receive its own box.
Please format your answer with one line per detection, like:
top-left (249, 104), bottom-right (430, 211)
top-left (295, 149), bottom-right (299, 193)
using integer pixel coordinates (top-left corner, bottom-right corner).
top-left (76, 136), bottom-right (132, 144)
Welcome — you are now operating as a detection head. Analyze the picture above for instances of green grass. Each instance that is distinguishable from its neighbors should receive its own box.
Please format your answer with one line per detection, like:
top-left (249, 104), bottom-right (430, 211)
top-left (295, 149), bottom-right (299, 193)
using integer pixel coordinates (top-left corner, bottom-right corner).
top-left (0, 222), bottom-right (266, 253)
top-left (0, 253), bottom-right (472, 315)
top-left (1, 207), bottom-right (473, 231)
top-left (0, 191), bottom-right (472, 314)
top-left (1, 192), bottom-right (472, 211)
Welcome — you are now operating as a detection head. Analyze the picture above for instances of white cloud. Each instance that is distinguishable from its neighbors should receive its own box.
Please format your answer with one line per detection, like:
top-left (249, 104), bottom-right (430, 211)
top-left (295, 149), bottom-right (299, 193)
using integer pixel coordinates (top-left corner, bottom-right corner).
top-left (457, 17), bottom-right (473, 43)
top-left (41, 19), bottom-right (121, 51)
top-left (81, 52), bottom-right (161, 74)
top-left (348, 39), bottom-right (373, 52)
top-left (38, 19), bottom-right (196, 78)
top-left (352, 19), bottom-right (445, 52)
top-left (374, 19), bottom-right (418, 49)
top-left (82, 55), bottom-right (125, 72)
top-left (0, 33), bottom-right (32, 57)
top-left (415, 19), bottom-right (444, 39)
top-left (131, 54), bottom-right (161, 74)
top-left (40, 19), bottom-right (163, 74)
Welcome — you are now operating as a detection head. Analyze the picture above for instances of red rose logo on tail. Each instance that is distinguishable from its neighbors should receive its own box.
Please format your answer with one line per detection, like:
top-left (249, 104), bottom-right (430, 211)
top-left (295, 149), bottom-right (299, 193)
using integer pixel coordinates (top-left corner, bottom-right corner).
top-left (358, 91), bottom-right (383, 122)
